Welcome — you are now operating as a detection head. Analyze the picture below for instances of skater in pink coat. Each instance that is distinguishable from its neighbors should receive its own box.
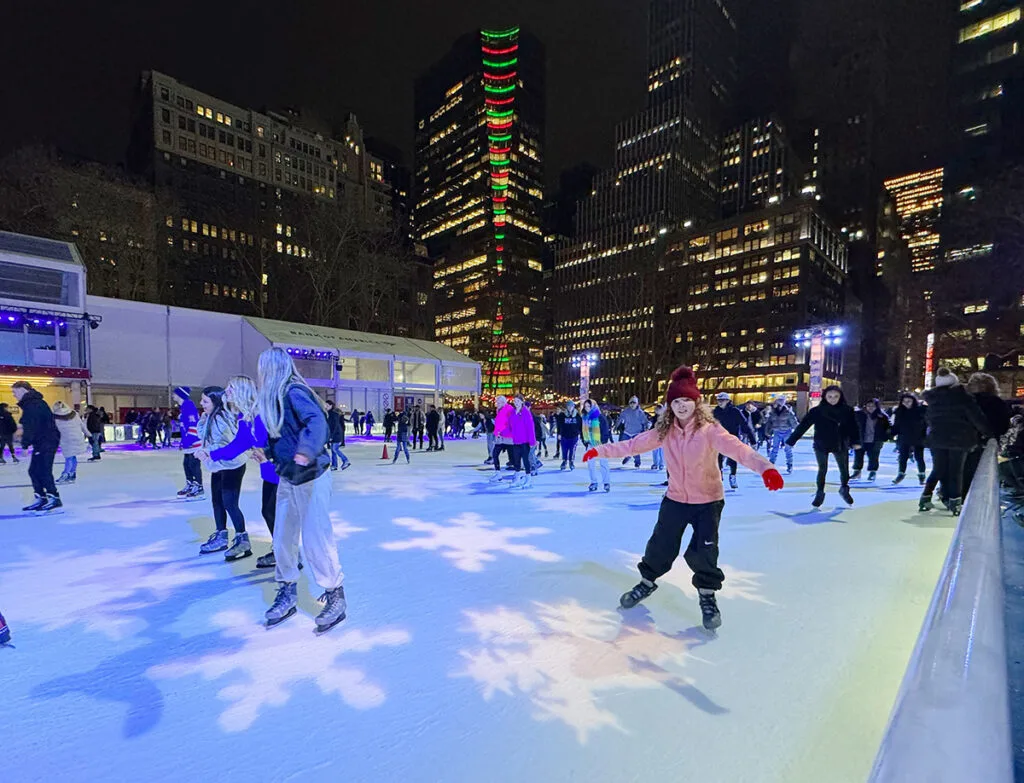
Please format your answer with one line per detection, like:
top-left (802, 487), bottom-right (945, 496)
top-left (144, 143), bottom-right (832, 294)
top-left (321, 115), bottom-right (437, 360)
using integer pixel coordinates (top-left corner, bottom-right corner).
top-left (584, 365), bottom-right (784, 629)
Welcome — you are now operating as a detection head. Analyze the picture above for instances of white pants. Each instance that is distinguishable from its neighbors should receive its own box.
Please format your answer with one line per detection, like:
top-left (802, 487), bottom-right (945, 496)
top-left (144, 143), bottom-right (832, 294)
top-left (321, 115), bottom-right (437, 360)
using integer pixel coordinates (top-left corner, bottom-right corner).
top-left (588, 457), bottom-right (610, 485)
top-left (274, 470), bottom-right (343, 590)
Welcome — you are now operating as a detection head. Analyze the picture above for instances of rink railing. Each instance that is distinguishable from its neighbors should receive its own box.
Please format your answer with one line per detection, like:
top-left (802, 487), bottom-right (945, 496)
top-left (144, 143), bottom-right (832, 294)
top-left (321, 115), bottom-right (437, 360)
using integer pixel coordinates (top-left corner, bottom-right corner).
top-left (868, 440), bottom-right (1013, 782)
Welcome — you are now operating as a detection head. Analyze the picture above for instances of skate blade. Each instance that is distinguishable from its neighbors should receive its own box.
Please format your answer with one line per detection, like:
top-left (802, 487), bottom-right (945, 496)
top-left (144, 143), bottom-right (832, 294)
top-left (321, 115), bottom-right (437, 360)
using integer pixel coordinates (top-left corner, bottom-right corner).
top-left (32, 509), bottom-right (65, 516)
top-left (225, 550), bottom-right (252, 562)
top-left (314, 613), bottom-right (347, 635)
top-left (255, 561), bottom-right (276, 569)
top-left (199, 547), bottom-right (228, 555)
top-left (265, 607), bottom-right (297, 628)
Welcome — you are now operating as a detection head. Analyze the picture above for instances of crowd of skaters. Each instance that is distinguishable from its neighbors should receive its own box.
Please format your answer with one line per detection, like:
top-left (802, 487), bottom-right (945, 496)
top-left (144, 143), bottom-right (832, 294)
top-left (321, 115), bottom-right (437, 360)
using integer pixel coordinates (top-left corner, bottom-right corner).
top-left (0, 361), bottom-right (1019, 644)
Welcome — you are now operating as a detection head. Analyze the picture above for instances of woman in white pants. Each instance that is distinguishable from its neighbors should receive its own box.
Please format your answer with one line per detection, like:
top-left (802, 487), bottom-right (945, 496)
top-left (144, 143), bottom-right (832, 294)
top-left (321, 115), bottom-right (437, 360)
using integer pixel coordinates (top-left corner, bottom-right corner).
top-left (256, 347), bottom-right (346, 633)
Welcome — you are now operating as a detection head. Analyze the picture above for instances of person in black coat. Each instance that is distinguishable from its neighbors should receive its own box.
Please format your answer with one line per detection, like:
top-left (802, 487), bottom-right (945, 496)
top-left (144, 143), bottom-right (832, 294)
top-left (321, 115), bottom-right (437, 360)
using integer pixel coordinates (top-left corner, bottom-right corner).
top-left (556, 401), bottom-right (582, 470)
top-left (962, 372), bottom-right (1011, 496)
top-left (920, 368), bottom-right (992, 514)
top-left (13, 381), bottom-right (62, 511)
top-left (410, 405), bottom-right (425, 450)
top-left (0, 402), bottom-right (19, 464)
top-left (425, 405), bottom-right (441, 451)
top-left (787, 385), bottom-right (861, 507)
top-left (713, 393), bottom-right (756, 488)
top-left (851, 398), bottom-right (891, 481)
top-left (383, 409), bottom-right (395, 442)
top-left (324, 400), bottom-right (350, 471)
top-left (891, 393), bottom-right (927, 484)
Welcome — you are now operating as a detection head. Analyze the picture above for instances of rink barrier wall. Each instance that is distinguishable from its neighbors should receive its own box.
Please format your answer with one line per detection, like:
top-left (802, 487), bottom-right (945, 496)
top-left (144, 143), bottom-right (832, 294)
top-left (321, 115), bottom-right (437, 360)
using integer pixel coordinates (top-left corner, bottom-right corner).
top-left (868, 440), bottom-right (1013, 782)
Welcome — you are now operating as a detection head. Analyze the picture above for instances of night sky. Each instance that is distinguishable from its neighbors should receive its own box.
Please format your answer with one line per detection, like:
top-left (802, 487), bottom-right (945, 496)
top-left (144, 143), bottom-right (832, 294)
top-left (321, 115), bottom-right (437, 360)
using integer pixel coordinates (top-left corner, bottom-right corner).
top-left (0, 0), bottom-right (653, 187)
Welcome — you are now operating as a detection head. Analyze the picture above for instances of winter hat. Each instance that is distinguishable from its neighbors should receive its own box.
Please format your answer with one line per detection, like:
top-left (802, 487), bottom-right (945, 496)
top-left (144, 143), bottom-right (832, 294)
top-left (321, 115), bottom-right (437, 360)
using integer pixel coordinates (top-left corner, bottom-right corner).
top-left (935, 367), bottom-right (958, 387)
top-left (715, 392), bottom-right (731, 402)
top-left (174, 386), bottom-right (192, 400)
top-left (665, 366), bottom-right (701, 404)
top-left (52, 401), bottom-right (72, 416)
top-left (773, 394), bottom-right (789, 405)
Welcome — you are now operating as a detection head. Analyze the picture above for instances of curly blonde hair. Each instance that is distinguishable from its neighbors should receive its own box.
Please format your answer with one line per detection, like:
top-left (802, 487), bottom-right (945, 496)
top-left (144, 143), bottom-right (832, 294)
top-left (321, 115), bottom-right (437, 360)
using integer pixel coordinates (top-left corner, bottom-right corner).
top-left (655, 398), bottom-right (715, 440)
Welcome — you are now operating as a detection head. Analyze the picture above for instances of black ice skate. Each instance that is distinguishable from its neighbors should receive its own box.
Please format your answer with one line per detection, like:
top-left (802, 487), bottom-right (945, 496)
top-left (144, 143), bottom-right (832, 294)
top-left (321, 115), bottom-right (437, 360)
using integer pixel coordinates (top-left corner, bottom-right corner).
top-left (603, 484), bottom-right (610, 493)
top-left (728, 475), bottom-right (738, 490)
top-left (849, 470), bottom-right (862, 481)
top-left (620, 580), bottom-right (658, 608)
top-left (867, 471), bottom-right (876, 482)
top-left (698, 590), bottom-right (722, 630)
top-left (892, 473), bottom-right (905, 485)
top-left (22, 494), bottom-right (46, 513)
top-left (812, 490), bottom-right (825, 508)
top-left (919, 494), bottom-right (934, 512)
top-left (945, 497), bottom-right (963, 516)
top-left (588, 483), bottom-right (598, 492)
top-left (37, 494), bottom-right (63, 514)
top-left (839, 485), bottom-right (854, 506)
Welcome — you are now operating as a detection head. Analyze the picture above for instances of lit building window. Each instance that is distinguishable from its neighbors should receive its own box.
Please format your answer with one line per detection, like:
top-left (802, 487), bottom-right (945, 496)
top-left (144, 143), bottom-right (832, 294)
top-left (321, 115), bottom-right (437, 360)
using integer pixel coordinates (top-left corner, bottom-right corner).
top-left (959, 7), bottom-right (1021, 42)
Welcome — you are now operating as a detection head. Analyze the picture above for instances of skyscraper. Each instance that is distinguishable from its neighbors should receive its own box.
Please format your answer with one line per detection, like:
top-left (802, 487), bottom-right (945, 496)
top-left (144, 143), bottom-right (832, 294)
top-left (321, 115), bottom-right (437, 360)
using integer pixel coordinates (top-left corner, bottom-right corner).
top-left (720, 115), bottom-right (804, 218)
top-left (883, 167), bottom-right (944, 274)
top-left (554, 0), bottom-right (738, 399)
top-left (414, 28), bottom-right (546, 395)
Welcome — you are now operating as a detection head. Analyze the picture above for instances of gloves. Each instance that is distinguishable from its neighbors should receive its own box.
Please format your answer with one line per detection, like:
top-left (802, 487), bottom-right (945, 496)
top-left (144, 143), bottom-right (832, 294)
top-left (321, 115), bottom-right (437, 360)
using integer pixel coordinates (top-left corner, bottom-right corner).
top-left (762, 468), bottom-right (784, 491)
top-left (582, 448), bottom-right (599, 463)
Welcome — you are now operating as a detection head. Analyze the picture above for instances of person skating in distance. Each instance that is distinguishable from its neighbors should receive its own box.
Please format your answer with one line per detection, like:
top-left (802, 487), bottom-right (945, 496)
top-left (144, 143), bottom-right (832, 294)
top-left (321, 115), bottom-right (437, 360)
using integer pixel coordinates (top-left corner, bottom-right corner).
top-left (582, 366), bottom-right (784, 630)
top-left (785, 386), bottom-right (860, 508)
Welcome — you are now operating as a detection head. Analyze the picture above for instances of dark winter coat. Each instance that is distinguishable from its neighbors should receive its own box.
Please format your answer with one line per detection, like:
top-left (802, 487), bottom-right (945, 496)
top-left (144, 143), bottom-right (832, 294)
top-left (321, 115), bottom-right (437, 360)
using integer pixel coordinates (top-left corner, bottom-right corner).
top-left (426, 409), bottom-right (441, 433)
top-left (713, 403), bottom-right (755, 442)
top-left (923, 384), bottom-right (991, 450)
top-left (267, 384), bottom-right (329, 485)
top-left (17, 390), bottom-right (60, 451)
top-left (787, 392), bottom-right (860, 452)
top-left (740, 408), bottom-right (762, 440)
top-left (84, 410), bottom-right (103, 435)
top-left (411, 409), bottom-right (425, 431)
top-left (892, 403), bottom-right (927, 448)
top-left (763, 404), bottom-right (799, 435)
top-left (973, 391), bottom-right (1011, 444)
top-left (326, 408), bottom-right (344, 444)
top-left (855, 409), bottom-right (891, 445)
top-left (0, 408), bottom-right (17, 438)
top-left (556, 410), bottom-right (582, 440)
top-left (384, 411), bottom-right (396, 430)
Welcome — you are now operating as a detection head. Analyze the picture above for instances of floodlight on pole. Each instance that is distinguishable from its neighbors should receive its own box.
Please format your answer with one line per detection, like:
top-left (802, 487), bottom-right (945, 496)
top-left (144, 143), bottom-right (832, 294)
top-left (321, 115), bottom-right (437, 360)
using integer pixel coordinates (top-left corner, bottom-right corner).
top-left (570, 352), bottom-right (598, 401)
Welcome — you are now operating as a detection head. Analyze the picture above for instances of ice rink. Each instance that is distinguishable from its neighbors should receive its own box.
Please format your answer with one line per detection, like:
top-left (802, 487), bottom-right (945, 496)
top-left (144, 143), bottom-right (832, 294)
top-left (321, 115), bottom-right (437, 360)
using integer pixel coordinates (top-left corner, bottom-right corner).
top-left (0, 437), bottom-right (954, 783)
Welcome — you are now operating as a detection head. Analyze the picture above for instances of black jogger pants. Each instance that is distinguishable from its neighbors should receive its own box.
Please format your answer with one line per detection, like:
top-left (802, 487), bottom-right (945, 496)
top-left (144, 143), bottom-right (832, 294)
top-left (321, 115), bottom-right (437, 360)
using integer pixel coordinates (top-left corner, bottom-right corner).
top-left (638, 497), bottom-right (725, 591)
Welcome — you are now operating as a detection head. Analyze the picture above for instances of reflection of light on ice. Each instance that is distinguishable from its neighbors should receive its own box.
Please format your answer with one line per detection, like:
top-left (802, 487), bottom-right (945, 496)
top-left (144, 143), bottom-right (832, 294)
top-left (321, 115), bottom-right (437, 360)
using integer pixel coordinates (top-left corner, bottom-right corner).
top-left (381, 512), bottom-right (562, 572)
top-left (456, 600), bottom-right (709, 742)
top-left (329, 511), bottom-right (368, 539)
top-left (0, 542), bottom-right (217, 640)
top-left (149, 610), bottom-right (411, 731)
top-left (530, 496), bottom-right (609, 516)
top-left (619, 551), bottom-right (774, 605)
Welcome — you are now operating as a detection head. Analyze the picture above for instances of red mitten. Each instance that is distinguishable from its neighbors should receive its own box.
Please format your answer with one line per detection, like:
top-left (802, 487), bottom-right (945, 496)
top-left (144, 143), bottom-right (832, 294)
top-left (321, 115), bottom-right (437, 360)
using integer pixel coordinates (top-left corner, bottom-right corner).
top-left (762, 468), bottom-right (784, 491)
top-left (582, 448), bottom-right (599, 463)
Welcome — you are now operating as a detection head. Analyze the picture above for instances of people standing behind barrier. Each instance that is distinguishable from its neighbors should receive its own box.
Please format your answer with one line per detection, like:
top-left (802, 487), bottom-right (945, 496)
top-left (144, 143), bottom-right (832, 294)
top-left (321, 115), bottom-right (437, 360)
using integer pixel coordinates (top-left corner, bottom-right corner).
top-left (617, 396), bottom-right (650, 469)
top-left (764, 395), bottom-right (798, 473)
top-left (52, 402), bottom-right (89, 485)
top-left (892, 393), bottom-right (928, 485)
top-left (961, 372), bottom-right (1010, 497)
top-left (0, 402), bottom-right (20, 464)
top-left (786, 386), bottom-right (860, 508)
top-left (851, 399), bottom-right (890, 482)
top-left (920, 367), bottom-right (992, 516)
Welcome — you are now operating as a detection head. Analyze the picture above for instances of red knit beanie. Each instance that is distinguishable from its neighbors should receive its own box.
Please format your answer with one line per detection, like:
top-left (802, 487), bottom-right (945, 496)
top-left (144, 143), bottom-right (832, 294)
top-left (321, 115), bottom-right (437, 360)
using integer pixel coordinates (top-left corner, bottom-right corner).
top-left (665, 365), bottom-right (701, 403)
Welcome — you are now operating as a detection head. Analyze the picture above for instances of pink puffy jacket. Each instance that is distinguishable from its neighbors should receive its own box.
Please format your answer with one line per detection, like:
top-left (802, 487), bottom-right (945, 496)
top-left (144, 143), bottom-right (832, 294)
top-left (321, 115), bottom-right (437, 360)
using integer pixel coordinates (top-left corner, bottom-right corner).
top-left (500, 405), bottom-right (537, 446)
top-left (595, 418), bottom-right (772, 504)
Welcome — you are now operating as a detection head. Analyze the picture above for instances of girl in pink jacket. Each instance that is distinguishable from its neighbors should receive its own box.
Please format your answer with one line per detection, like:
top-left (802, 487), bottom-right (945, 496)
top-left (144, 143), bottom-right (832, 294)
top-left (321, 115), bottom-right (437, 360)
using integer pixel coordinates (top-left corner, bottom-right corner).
top-left (584, 365), bottom-right (784, 629)
top-left (500, 394), bottom-right (537, 489)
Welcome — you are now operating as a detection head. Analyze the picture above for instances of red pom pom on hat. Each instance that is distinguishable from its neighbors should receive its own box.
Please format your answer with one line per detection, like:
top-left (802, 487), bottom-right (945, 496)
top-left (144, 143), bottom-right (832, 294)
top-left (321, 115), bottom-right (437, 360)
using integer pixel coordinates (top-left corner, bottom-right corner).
top-left (665, 365), bottom-right (701, 403)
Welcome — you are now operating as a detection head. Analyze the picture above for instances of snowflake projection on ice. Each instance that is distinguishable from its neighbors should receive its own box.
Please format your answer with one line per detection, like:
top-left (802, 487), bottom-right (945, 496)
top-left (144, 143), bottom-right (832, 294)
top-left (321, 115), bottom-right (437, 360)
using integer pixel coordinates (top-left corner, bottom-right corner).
top-left (455, 599), bottom-right (719, 742)
top-left (330, 511), bottom-right (369, 540)
top-left (618, 551), bottom-right (774, 605)
top-left (380, 512), bottom-right (562, 572)
top-left (343, 473), bottom-right (471, 501)
top-left (0, 542), bottom-right (217, 639)
top-left (148, 610), bottom-right (410, 731)
top-left (57, 494), bottom-right (190, 529)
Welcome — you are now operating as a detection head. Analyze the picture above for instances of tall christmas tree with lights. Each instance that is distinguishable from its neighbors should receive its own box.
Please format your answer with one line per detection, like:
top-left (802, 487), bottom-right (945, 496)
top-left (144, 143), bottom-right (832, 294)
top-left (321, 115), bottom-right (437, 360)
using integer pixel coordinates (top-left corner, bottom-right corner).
top-left (481, 26), bottom-right (519, 396)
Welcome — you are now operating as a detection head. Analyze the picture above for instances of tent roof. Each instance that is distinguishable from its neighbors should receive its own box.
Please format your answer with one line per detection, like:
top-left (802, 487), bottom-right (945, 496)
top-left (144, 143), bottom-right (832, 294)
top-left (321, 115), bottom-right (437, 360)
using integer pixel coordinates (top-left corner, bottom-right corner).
top-left (0, 231), bottom-right (83, 267)
top-left (244, 316), bottom-right (477, 366)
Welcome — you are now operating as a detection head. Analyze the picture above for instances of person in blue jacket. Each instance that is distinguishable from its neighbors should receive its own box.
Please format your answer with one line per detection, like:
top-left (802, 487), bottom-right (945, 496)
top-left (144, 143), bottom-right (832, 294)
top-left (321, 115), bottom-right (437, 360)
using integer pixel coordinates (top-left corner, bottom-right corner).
top-left (175, 386), bottom-right (204, 499)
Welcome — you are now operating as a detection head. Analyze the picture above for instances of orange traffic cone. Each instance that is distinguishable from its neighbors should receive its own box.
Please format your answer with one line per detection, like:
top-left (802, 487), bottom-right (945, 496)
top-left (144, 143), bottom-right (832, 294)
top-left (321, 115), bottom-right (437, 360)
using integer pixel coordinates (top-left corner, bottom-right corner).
top-left (381, 442), bottom-right (389, 460)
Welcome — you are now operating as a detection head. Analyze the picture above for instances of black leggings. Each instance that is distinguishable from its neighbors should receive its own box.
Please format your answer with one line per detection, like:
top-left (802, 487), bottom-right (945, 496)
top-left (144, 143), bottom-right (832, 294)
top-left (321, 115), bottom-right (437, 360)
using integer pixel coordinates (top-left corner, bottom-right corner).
top-left (510, 443), bottom-right (531, 472)
top-left (0, 435), bottom-right (16, 459)
top-left (413, 427), bottom-right (424, 448)
top-left (852, 442), bottom-right (882, 472)
top-left (183, 453), bottom-right (203, 485)
top-left (262, 480), bottom-right (278, 536)
top-left (638, 497), bottom-right (725, 591)
top-left (428, 429), bottom-right (439, 450)
top-left (924, 447), bottom-right (968, 502)
top-left (211, 465), bottom-right (246, 533)
top-left (898, 444), bottom-right (926, 475)
top-left (814, 447), bottom-right (850, 492)
top-left (717, 454), bottom-right (737, 475)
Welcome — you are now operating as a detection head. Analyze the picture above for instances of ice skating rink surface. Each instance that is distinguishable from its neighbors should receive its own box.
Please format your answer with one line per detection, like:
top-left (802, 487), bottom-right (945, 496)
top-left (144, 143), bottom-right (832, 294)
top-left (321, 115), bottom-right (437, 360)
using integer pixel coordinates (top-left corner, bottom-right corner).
top-left (0, 439), bottom-right (953, 783)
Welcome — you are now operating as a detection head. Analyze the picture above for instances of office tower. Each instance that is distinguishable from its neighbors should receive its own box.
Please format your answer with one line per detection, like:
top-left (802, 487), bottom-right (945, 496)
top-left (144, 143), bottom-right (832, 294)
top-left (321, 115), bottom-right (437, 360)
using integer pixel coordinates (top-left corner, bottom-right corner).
top-left (554, 0), bottom-right (738, 400)
top-left (414, 28), bottom-right (546, 394)
top-left (883, 167), bottom-right (944, 275)
top-left (720, 116), bottom-right (804, 218)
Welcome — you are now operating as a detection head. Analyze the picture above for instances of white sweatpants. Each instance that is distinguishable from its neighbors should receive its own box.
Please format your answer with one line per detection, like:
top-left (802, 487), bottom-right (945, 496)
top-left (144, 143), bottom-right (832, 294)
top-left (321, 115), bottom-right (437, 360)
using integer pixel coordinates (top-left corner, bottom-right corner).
top-left (588, 457), bottom-right (611, 485)
top-left (274, 470), bottom-right (343, 590)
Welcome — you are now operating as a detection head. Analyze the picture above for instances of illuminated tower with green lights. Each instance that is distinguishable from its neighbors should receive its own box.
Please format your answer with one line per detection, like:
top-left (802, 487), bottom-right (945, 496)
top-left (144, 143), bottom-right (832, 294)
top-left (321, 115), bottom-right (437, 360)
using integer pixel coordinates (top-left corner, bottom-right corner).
top-left (414, 27), bottom-right (546, 398)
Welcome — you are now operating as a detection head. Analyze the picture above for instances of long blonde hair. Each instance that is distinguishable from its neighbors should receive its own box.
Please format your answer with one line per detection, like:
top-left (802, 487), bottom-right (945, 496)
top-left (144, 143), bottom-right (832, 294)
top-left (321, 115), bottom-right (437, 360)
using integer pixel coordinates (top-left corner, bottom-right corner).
top-left (655, 398), bottom-right (715, 440)
top-left (257, 348), bottom-right (324, 438)
top-left (226, 375), bottom-right (258, 423)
